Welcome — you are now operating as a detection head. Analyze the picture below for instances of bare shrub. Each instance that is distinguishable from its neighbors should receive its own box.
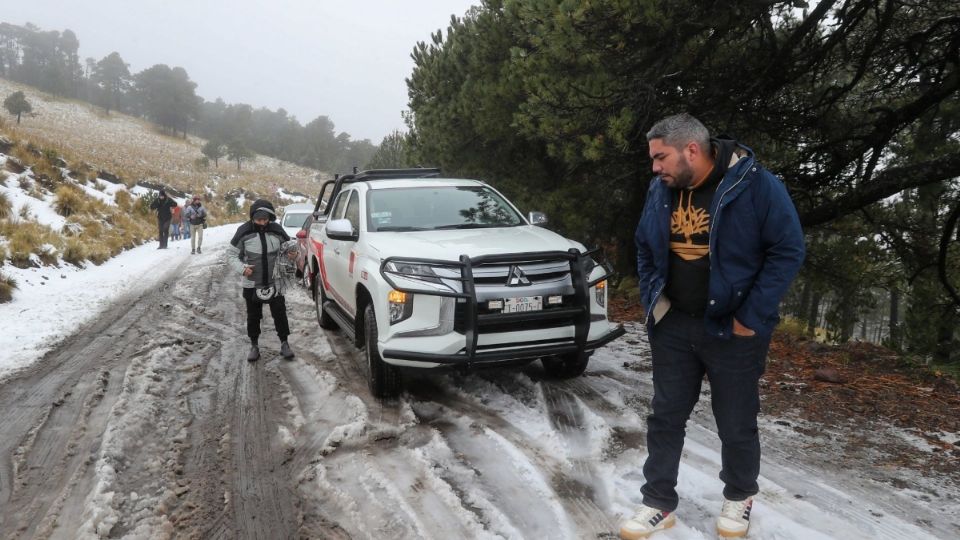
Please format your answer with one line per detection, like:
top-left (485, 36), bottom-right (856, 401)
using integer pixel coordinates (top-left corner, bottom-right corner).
top-left (0, 271), bottom-right (15, 303)
top-left (62, 238), bottom-right (88, 266)
top-left (0, 191), bottom-right (11, 218)
top-left (54, 185), bottom-right (86, 217)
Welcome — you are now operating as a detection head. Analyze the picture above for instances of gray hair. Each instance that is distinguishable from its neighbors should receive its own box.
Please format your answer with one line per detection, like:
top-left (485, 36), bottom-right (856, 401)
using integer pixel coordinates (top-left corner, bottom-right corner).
top-left (646, 113), bottom-right (710, 150)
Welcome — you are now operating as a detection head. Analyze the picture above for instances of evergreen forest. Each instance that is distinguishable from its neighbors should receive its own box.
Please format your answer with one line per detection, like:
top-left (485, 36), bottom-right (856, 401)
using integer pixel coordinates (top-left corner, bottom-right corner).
top-left (403, 0), bottom-right (960, 365)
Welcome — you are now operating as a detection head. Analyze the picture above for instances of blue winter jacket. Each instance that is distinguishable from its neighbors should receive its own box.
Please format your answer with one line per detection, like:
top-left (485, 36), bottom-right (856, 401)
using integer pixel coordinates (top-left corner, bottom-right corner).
top-left (635, 144), bottom-right (805, 338)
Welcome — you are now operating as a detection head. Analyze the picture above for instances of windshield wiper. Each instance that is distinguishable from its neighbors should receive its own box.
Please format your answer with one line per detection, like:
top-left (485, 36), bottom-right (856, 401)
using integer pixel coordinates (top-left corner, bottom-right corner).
top-left (376, 226), bottom-right (430, 232)
top-left (432, 223), bottom-right (512, 230)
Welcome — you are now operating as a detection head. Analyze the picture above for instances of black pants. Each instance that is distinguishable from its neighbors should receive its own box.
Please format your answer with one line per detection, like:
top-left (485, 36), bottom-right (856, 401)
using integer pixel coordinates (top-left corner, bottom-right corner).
top-left (641, 309), bottom-right (770, 511)
top-left (158, 217), bottom-right (171, 248)
top-left (242, 288), bottom-right (290, 342)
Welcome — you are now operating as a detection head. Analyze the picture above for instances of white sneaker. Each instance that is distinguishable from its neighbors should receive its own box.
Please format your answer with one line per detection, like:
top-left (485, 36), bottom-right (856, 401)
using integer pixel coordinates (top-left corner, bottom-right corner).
top-left (620, 504), bottom-right (675, 539)
top-left (717, 497), bottom-right (753, 538)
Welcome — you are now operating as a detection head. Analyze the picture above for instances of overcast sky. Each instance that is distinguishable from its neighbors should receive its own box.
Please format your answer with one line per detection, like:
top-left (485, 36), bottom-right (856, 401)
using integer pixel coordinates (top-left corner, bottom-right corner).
top-left (3, 0), bottom-right (478, 142)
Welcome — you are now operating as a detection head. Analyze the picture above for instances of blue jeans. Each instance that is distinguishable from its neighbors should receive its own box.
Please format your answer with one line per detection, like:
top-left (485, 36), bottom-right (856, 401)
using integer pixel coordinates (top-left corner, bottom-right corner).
top-left (641, 309), bottom-right (770, 511)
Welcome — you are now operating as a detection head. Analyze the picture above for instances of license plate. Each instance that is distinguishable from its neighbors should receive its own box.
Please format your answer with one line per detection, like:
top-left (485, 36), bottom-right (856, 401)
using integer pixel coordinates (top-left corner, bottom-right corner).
top-left (504, 296), bottom-right (542, 313)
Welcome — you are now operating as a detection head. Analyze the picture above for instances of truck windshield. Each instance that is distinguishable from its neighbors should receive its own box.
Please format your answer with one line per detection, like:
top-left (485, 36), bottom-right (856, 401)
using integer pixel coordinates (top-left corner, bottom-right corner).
top-left (282, 213), bottom-right (310, 229)
top-left (367, 186), bottom-right (524, 232)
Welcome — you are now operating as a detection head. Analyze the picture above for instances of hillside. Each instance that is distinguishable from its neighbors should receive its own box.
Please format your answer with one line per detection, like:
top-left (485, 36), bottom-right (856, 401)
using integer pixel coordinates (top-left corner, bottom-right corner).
top-left (0, 77), bottom-right (322, 304)
top-left (0, 77), bottom-right (323, 199)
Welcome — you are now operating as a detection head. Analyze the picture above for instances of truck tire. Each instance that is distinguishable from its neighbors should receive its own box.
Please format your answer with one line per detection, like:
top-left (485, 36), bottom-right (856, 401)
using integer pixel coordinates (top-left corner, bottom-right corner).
top-left (541, 351), bottom-right (591, 379)
top-left (313, 276), bottom-right (338, 330)
top-left (364, 304), bottom-right (401, 398)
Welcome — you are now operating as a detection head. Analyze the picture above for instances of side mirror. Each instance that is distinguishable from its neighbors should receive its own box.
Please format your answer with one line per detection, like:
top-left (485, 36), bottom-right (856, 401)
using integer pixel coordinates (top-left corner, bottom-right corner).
top-left (326, 218), bottom-right (358, 241)
top-left (296, 230), bottom-right (307, 239)
top-left (528, 211), bottom-right (548, 227)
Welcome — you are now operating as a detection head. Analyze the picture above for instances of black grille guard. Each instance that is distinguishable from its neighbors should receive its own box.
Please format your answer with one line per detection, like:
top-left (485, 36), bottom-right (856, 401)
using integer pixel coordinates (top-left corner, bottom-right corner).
top-left (379, 248), bottom-right (625, 367)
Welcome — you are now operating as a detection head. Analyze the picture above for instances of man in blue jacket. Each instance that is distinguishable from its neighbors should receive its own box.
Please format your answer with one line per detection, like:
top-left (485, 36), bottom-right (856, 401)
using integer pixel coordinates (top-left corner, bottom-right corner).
top-left (621, 114), bottom-right (805, 539)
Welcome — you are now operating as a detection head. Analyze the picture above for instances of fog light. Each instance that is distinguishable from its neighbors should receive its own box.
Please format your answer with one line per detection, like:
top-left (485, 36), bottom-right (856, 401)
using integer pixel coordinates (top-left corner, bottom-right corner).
top-left (547, 295), bottom-right (562, 305)
top-left (594, 280), bottom-right (606, 307)
top-left (488, 300), bottom-right (503, 310)
top-left (388, 289), bottom-right (413, 324)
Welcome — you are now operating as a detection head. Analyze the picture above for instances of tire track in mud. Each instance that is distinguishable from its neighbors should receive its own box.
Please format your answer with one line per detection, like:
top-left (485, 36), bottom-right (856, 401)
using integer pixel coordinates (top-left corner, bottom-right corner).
top-left (0, 260), bottom-right (192, 538)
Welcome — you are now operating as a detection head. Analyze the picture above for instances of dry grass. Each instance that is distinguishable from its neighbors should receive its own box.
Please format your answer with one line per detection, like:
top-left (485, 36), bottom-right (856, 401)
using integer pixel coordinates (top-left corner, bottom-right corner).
top-left (0, 219), bottom-right (62, 268)
top-left (0, 191), bottom-right (11, 219)
top-left (0, 76), bottom-right (325, 293)
top-left (0, 77), bottom-right (324, 199)
top-left (0, 271), bottom-right (15, 302)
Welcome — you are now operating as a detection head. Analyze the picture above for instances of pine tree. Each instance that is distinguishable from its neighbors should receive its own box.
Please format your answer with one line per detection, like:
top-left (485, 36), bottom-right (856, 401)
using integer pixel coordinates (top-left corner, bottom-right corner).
top-left (3, 91), bottom-right (32, 124)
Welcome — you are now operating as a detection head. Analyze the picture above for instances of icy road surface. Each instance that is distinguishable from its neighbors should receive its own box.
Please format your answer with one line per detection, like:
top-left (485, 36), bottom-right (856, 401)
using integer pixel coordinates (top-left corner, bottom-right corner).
top-left (0, 228), bottom-right (957, 539)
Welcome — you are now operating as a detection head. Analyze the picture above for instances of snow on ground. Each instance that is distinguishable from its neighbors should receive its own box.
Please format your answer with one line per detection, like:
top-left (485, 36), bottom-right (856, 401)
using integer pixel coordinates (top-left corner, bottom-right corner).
top-left (0, 215), bottom-right (956, 537)
top-left (1, 172), bottom-right (67, 229)
top-left (0, 77), bottom-right (320, 196)
top-left (0, 224), bottom-right (236, 381)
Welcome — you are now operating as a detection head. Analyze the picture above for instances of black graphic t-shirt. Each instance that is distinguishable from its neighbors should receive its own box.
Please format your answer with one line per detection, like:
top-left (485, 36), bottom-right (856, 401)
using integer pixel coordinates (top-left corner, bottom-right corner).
top-left (664, 139), bottom-right (736, 316)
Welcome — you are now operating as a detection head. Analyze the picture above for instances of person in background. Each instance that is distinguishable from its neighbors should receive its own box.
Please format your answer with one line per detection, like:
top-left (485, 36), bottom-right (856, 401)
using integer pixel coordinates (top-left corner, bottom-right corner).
top-left (171, 203), bottom-right (183, 241)
top-left (149, 189), bottom-right (177, 249)
top-left (622, 113), bottom-right (805, 539)
top-left (183, 195), bottom-right (208, 254)
top-left (226, 199), bottom-right (296, 362)
top-left (182, 202), bottom-right (191, 241)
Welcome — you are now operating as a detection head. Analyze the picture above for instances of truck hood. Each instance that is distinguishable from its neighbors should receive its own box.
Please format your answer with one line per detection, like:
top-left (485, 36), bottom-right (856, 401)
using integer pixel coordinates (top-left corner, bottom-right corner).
top-left (365, 226), bottom-right (585, 261)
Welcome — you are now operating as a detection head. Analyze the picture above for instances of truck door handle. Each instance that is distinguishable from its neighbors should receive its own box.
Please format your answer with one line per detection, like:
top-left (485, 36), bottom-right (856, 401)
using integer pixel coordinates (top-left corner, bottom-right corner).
top-left (333, 247), bottom-right (341, 255)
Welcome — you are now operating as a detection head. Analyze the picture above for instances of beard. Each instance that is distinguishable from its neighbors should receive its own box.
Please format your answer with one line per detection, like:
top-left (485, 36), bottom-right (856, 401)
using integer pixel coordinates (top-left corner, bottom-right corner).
top-left (663, 156), bottom-right (695, 189)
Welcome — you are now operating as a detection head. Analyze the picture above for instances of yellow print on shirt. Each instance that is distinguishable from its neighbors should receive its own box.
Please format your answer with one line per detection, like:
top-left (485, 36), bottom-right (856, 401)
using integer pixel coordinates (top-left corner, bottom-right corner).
top-left (670, 191), bottom-right (710, 261)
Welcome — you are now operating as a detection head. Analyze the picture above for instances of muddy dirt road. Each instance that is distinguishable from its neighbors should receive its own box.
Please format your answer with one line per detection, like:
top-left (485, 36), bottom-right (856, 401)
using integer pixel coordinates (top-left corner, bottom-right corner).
top-left (0, 243), bottom-right (957, 539)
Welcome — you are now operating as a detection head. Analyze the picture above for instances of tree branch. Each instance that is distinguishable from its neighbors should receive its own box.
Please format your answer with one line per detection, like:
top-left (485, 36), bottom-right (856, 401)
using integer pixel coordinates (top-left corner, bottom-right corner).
top-left (799, 153), bottom-right (960, 227)
top-left (938, 198), bottom-right (960, 308)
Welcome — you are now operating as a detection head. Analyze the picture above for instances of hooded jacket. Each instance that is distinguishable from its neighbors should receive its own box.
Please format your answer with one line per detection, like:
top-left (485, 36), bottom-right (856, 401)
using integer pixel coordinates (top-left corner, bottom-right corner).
top-left (226, 200), bottom-right (294, 290)
top-left (635, 142), bottom-right (805, 338)
top-left (183, 201), bottom-right (207, 225)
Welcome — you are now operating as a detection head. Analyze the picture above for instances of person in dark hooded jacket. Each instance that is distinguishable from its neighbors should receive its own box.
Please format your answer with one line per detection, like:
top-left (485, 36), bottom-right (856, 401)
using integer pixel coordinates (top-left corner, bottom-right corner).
top-left (226, 199), bottom-right (297, 361)
top-left (149, 189), bottom-right (178, 249)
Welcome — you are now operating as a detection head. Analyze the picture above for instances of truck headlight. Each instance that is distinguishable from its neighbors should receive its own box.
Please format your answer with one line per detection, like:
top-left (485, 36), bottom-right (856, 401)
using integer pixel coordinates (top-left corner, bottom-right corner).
top-left (388, 289), bottom-right (414, 324)
top-left (594, 280), bottom-right (607, 308)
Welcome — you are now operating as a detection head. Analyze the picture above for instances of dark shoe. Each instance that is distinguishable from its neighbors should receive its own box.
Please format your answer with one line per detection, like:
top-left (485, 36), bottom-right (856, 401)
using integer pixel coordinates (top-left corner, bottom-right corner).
top-left (197, 247), bottom-right (202, 253)
top-left (247, 345), bottom-right (260, 362)
top-left (280, 341), bottom-right (294, 359)
top-left (191, 249), bottom-right (195, 254)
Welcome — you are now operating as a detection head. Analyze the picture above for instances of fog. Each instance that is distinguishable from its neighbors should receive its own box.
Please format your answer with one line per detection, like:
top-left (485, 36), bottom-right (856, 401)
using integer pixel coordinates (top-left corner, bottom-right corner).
top-left (2, 0), bottom-right (478, 142)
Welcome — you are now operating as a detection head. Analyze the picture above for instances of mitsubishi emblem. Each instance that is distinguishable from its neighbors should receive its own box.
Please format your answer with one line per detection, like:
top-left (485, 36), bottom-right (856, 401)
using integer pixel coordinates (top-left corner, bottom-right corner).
top-left (507, 265), bottom-right (531, 286)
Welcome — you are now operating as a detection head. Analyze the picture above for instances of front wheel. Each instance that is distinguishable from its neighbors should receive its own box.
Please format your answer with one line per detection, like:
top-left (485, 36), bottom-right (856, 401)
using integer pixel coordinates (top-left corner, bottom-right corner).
top-left (364, 304), bottom-right (401, 398)
top-left (314, 276), bottom-right (338, 330)
top-left (541, 351), bottom-right (591, 379)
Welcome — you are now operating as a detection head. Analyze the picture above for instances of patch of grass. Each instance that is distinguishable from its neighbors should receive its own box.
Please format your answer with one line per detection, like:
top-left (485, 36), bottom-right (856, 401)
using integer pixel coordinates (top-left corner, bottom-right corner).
top-left (777, 316), bottom-right (808, 339)
top-left (54, 184), bottom-right (87, 217)
top-left (114, 189), bottom-right (133, 210)
top-left (0, 219), bottom-right (62, 268)
top-left (0, 191), bottom-right (11, 219)
top-left (929, 362), bottom-right (960, 384)
top-left (62, 237), bottom-right (87, 266)
top-left (0, 271), bottom-right (15, 303)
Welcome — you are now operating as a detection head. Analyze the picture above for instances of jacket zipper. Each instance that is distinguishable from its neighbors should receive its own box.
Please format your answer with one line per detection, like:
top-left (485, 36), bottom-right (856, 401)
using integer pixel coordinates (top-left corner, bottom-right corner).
top-left (708, 158), bottom-right (754, 266)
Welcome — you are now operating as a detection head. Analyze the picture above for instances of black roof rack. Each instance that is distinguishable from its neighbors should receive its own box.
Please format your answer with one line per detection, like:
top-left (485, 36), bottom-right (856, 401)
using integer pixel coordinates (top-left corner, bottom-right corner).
top-left (313, 168), bottom-right (442, 216)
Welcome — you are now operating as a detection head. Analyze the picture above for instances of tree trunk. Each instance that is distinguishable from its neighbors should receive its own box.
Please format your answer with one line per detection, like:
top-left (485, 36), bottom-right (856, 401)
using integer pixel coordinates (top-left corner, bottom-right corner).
top-left (935, 306), bottom-right (953, 364)
top-left (807, 292), bottom-right (821, 338)
top-left (889, 286), bottom-right (900, 349)
top-left (16, 112), bottom-right (21, 124)
top-left (797, 279), bottom-right (812, 321)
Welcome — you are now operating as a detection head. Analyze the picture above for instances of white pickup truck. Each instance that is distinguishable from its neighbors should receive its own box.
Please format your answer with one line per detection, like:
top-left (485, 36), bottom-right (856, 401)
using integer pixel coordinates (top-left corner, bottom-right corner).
top-left (303, 169), bottom-right (624, 398)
